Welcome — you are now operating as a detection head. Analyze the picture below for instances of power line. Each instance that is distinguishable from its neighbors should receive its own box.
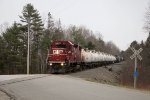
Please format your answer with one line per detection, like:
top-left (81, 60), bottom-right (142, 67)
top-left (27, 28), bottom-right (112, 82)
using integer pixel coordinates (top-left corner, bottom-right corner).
top-left (54, 0), bottom-right (80, 15)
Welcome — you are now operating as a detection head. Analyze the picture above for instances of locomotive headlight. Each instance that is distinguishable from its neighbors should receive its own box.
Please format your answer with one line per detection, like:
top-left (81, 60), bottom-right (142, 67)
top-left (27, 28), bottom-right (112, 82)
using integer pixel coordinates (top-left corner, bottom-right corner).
top-left (50, 63), bottom-right (52, 66)
top-left (61, 63), bottom-right (64, 66)
top-left (56, 50), bottom-right (59, 54)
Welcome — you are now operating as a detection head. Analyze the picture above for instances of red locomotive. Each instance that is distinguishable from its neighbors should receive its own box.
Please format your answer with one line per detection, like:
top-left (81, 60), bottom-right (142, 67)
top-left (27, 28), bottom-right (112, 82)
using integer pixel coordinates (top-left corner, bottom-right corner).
top-left (47, 40), bottom-right (82, 73)
top-left (47, 40), bottom-right (118, 73)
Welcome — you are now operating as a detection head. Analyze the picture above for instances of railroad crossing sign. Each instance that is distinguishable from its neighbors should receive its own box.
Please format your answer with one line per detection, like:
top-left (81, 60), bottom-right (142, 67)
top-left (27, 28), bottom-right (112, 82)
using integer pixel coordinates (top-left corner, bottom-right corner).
top-left (130, 47), bottom-right (143, 88)
top-left (130, 47), bottom-right (143, 61)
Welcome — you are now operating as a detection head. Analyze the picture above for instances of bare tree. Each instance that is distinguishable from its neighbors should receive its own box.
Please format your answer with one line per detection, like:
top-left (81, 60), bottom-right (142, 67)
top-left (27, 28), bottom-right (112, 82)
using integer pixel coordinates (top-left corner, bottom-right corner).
top-left (105, 41), bottom-right (120, 55)
top-left (144, 2), bottom-right (150, 32)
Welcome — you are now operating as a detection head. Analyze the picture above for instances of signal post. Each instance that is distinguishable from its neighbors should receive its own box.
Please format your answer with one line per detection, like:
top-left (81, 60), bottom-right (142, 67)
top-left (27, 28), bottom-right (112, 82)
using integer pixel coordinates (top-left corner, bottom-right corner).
top-left (130, 47), bottom-right (143, 88)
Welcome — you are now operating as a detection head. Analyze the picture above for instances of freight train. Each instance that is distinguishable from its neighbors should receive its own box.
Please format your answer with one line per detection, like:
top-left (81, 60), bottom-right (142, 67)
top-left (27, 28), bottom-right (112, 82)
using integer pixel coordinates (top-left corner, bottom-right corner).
top-left (47, 40), bottom-right (120, 73)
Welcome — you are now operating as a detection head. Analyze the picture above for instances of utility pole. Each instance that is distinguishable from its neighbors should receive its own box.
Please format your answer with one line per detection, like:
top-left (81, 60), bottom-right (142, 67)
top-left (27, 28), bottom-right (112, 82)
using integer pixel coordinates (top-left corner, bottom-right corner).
top-left (134, 54), bottom-right (137, 88)
top-left (130, 47), bottom-right (143, 88)
top-left (27, 18), bottom-right (30, 74)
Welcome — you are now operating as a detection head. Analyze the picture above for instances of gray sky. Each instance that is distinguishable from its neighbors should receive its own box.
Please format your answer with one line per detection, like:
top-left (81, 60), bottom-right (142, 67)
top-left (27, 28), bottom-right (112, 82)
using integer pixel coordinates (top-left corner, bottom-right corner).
top-left (0, 0), bottom-right (149, 50)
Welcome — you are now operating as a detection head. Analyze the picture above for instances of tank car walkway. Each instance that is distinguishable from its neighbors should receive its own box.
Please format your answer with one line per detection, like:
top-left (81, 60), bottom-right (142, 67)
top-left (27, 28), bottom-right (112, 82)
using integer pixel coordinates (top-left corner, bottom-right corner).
top-left (0, 74), bottom-right (149, 100)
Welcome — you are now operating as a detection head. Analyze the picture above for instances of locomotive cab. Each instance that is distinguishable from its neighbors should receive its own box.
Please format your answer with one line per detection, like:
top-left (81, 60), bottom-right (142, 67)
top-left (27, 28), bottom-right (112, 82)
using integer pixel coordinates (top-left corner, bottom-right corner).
top-left (47, 40), bottom-right (81, 73)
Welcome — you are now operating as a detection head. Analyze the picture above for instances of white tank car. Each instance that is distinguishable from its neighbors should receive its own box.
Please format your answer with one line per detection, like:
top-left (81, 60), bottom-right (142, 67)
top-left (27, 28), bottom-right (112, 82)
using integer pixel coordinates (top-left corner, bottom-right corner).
top-left (101, 53), bottom-right (105, 61)
top-left (112, 56), bottom-right (116, 61)
top-left (92, 50), bottom-right (98, 62)
top-left (81, 49), bottom-right (87, 62)
top-left (98, 52), bottom-right (102, 62)
top-left (81, 49), bottom-right (92, 62)
top-left (103, 53), bottom-right (107, 61)
top-left (81, 49), bottom-right (116, 63)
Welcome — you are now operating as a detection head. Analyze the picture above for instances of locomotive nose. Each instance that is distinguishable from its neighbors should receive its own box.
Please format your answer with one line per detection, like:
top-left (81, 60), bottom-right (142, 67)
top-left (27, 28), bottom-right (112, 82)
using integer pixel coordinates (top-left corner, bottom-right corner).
top-left (48, 49), bottom-right (67, 62)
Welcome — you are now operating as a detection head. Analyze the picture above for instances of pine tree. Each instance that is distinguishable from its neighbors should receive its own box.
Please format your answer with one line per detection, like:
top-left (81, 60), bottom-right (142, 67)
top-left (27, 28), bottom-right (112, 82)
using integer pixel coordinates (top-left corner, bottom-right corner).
top-left (0, 36), bottom-right (6, 74)
top-left (47, 12), bottom-right (54, 31)
top-left (40, 12), bottom-right (55, 73)
top-left (20, 3), bottom-right (44, 73)
top-left (145, 32), bottom-right (150, 47)
top-left (53, 18), bottom-right (64, 40)
top-left (1, 22), bottom-right (26, 74)
top-left (143, 32), bottom-right (150, 66)
top-left (86, 41), bottom-right (95, 50)
top-left (68, 26), bottom-right (86, 47)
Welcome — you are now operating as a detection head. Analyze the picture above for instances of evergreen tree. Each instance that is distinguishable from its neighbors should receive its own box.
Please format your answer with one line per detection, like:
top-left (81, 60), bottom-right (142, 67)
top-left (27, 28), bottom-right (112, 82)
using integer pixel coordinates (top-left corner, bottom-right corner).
top-left (145, 32), bottom-right (150, 47)
top-left (68, 26), bottom-right (86, 47)
top-left (40, 12), bottom-right (55, 73)
top-left (20, 3), bottom-right (44, 73)
top-left (143, 32), bottom-right (150, 66)
top-left (86, 41), bottom-right (95, 50)
top-left (1, 22), bottom-right (26, 74)
top-left (52, 19), bottom-right (65, 40)
top-left (0, 36), bottom-right (6, 74)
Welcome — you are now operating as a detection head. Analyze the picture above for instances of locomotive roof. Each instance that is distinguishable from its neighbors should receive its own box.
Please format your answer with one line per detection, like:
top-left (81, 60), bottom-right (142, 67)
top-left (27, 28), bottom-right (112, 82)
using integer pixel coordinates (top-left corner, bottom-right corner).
top-left (52, 40), bottom-right (74, 45)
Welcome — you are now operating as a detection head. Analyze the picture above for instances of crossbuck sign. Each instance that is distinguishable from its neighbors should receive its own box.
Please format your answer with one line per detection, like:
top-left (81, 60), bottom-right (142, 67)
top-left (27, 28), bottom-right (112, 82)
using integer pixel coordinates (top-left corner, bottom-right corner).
top-left (130, 47), bottom-right (143, 61)
top-left (130, 47), bottom-right (143, 88)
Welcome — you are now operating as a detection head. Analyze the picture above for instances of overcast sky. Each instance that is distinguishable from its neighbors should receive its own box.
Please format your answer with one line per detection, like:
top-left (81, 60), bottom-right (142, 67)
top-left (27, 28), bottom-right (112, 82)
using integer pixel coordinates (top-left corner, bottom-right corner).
top-left (0, 0), bottom-right (149, 50)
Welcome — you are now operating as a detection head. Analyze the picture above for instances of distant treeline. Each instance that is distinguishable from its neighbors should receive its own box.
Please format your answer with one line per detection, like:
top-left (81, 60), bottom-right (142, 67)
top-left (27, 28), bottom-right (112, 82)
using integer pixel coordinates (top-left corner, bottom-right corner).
top-left (0, 3), bottom-right (120, 74)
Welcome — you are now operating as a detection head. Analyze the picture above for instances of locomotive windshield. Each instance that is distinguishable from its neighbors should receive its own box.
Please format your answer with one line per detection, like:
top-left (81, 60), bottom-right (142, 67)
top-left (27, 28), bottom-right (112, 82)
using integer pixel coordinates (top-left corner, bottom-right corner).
top-left (55, 44), bottom-right (66, 48)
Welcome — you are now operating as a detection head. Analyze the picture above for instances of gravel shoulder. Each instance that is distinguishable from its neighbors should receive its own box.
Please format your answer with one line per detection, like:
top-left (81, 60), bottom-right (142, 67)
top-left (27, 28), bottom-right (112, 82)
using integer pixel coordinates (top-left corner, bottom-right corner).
top-left (69, 62), bottom-right (125, 86)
